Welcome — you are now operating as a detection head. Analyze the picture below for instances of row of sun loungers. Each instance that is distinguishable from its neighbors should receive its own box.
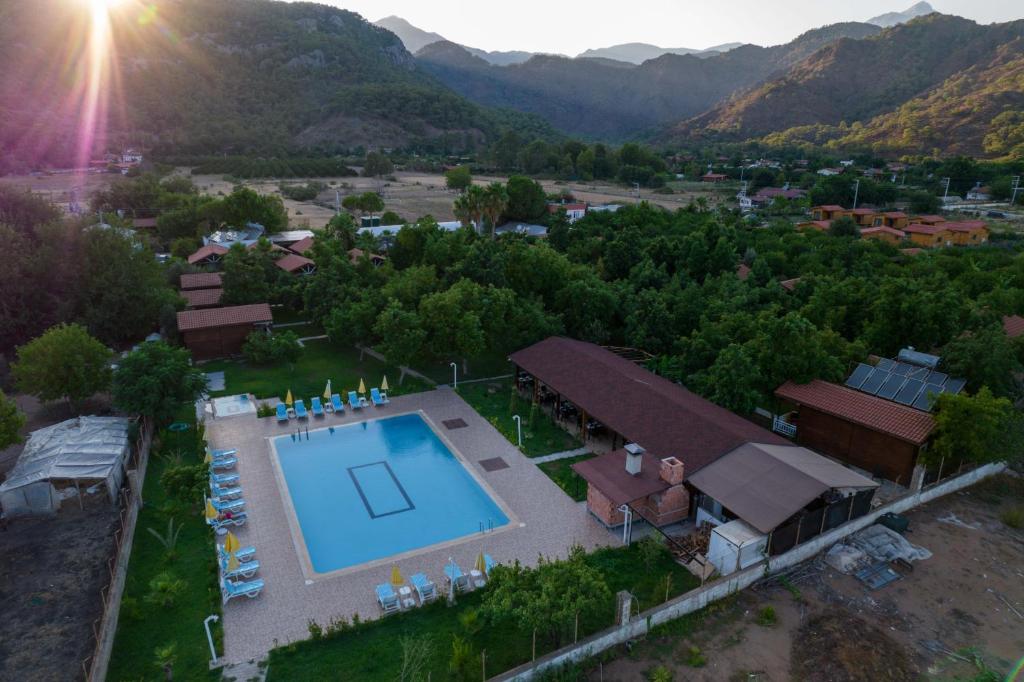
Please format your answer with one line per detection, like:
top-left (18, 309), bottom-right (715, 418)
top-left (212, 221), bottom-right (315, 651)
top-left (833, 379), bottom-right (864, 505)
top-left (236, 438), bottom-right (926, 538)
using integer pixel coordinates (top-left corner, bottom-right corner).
top-left (277, 391), bottom-right (390, 423)
top-left (377, 557), bottom-right (494, 614)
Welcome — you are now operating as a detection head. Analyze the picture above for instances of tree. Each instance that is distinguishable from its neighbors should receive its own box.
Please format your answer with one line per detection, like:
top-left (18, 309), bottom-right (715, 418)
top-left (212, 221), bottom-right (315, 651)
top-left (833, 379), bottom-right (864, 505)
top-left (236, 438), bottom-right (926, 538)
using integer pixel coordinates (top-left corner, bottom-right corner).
top-left (363, 152), bottom-right (393, 178)
top-left (0, 390), bottom-right (25, 449)
top-left (242, 331), bottom-right (302, 365)
top-left (929, 388), bottom-right (1024, 467)
top-left (829, 215), bottom-right (860, 238)
top-left (112, 341), bottom-right (207, 424)
top-left (220, 241), bottom-right (281, 305)
top-left (940, 326), bottom-right (1022, 399)
top-left (419, 283), bottom-right (485, 371)
top-left (445, 166), bottom-right (472, 192)
top-left (215, 186), bottom-right (287, 233)
top-left (505, 176), bottom-right (546, 221)
top-left (700, 344), bottom-right (764, 413)
top-left (481, 182), bottom-right (509, 238)
top-left (373, 301), bottom-right (426, 383)
top-left (13, 324), bottom-right (111, 410)
top-left (480, 545), bottom-right (611, 647)
top-left (453, 185), bottom-right (486, 232)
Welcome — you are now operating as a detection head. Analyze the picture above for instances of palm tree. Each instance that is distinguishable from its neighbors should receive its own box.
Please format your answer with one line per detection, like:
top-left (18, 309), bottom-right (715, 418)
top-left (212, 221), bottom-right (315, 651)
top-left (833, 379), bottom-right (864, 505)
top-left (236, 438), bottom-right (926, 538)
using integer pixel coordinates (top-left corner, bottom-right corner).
top-left (481, 182), bottom-right (509, 239)
top-left (453, 185), bottom-right (486, 233)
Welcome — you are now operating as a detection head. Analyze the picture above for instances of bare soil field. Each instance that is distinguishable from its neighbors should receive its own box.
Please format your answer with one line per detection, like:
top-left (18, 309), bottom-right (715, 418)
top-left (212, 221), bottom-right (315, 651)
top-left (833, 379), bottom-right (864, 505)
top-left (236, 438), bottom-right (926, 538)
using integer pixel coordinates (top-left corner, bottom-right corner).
top-left (592, 474), bottom-right (1024, 681)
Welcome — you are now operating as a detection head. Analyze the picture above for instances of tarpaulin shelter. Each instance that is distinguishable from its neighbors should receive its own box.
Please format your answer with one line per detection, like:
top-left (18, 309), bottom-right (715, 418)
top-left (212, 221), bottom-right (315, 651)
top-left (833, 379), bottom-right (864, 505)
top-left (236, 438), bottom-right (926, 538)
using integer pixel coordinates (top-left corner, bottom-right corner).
top-left (0, 416), bottom-right (131, 516)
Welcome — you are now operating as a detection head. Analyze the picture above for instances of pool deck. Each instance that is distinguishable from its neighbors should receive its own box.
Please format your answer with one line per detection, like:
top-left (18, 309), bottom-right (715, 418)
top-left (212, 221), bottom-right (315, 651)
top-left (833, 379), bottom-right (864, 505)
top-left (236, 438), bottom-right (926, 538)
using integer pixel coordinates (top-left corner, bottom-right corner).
top-left (206, 387), bottom-right (613, 664)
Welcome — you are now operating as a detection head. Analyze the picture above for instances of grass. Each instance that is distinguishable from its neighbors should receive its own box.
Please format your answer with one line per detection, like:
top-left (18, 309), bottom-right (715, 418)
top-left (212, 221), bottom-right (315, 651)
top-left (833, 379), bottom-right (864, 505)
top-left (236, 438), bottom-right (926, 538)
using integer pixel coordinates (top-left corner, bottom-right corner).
top-left (1000, 506), bottom-right (1024, 529)
top-left (266, 543), bottom-right (699, 681)
top-left (270, 305), bottom-right (309, 326)
top-left (415, 349), bottom-right (514, 385)
top-left (106, 409), bottom-right (221, 682)
top-left (456, 381), bottom-right (581, 457)
top-left (539, 454), bottom-right (597, 501)
top-left (201, 338), bottom-right (430, 403)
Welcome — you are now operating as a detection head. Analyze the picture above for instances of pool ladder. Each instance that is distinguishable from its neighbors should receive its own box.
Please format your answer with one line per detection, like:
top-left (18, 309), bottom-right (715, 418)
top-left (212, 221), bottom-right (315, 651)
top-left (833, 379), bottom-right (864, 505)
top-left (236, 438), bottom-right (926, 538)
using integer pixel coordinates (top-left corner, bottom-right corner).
top-left (479, 518), bottom-right (494, 534)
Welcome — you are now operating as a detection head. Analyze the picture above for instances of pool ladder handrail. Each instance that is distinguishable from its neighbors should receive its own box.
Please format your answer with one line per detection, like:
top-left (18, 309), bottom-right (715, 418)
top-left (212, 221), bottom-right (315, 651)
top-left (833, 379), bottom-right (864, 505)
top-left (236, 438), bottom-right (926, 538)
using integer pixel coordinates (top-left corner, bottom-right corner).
top-left (478, 518), bottom-right (494, 534)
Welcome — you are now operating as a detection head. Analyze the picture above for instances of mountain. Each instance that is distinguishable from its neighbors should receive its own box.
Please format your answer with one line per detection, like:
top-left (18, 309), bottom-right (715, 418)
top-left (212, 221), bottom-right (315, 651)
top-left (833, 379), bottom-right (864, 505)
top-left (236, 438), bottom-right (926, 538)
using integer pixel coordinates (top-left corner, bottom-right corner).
top-left (664, 15), bottom-right (1024, 154)
top-left (0, 0), bottom-right (555, 172)
top-left (867, 2), bottom-right (935, 28)
top-left (373, 15), bottom-right (445, 53)
top-left (417, 23), bottom-right (882, 139)
top-left (576, 42), bottom-right (741, 64)
top-left (463, 47), bottom-right (536, 66)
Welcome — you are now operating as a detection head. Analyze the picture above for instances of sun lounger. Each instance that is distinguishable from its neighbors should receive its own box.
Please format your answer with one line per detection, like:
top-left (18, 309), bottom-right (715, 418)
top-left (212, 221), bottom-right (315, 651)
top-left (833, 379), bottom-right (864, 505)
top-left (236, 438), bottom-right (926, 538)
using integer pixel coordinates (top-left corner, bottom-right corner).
top-left (217, 544), bottom-right (256, 564)
top-left (311, 397), bottom-right (325, 417)
top-left (210, 472), bottom-right (239, 486)
top-left (210, 496), bottom-right (246, 514)
top-left (410, 572), bottom-right (437, 603)
top-left (294, 399), bottom-right (308, 419)
top-left (375, 583), bottom-right (400, 614)
top-left (210, 482), bottom-right (243, 500)
top-left (211, 448), bottom-right (237, 458)
top-left (348, 391), bottom-right (364, 411)
top-left (444, 563), bottom-right (469, 593)
top-left (370, 387), bottom-right (389, 406)
top-left (276, 403), bottom-right (289, 422)
top-left (209, 456), bottom-right (237, 471)
top-left (330, 393), bottom-right (345, 414)
top-left (221, 557), bottom-right (260, 580)
top-left (206, 511), bottom-right (247, 533)
top-left (221, 577), bottom-right (265, 604)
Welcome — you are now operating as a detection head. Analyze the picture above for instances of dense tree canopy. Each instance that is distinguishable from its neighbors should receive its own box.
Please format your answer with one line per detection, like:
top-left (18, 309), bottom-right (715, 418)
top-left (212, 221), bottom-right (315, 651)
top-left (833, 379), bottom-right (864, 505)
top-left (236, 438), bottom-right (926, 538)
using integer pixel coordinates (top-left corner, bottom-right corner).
top-left (112, 341), bottom-right (208, 424)
top-left (13, 324), bottom-right (111, 410)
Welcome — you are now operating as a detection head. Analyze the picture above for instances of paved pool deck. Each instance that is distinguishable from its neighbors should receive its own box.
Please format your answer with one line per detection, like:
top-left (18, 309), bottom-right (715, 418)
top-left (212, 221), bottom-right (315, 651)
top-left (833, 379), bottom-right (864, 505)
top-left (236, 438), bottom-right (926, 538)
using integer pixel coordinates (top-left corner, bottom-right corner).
top-left (206, 387), bottom-right (613, 664)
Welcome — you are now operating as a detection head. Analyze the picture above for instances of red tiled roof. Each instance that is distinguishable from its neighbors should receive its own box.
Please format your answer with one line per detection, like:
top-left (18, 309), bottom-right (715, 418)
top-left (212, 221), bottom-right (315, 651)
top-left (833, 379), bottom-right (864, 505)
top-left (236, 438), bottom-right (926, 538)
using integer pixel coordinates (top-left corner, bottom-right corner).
top-left (1003, 315), bottom-right (1024, 339)
top-left (180, 272), bottom-right (224, 290)
top-left (861, 226), bottom-right (906, 237)
top-left (572, 450), bottom-right (670, 506)
top-left (132, 217), bottom-right (158, 228)
top-left (851, 208), bottom-right (876, 215)
top-left (915, 215), bottom-right (946, 224)
top-left (176, 304), bottom-right (273, 332)
top-left (510, 337), bottom-right (786, 476)
top-left (883, 211), bottom-right (907, 218)
top-left (736, 263), bottom-right (752, 281)
top-left (187, 245), bottom-right (229, 265)
top-left (775, 380), bottom-right (935, 445)
top-left (180, 288), bottom-right (223, 308)
top-left (945, 221), bottom-right (988, 233)
top-left (275, 254), bottom-right (316, 273)
top-left (289, 236), bottom-right (315, 255)
top-left (815, 205), bottom-right (845, 212)
top-left (779, 277), bottom-right (801, 292)
top-left (904, 223), bottom-right (947, 235)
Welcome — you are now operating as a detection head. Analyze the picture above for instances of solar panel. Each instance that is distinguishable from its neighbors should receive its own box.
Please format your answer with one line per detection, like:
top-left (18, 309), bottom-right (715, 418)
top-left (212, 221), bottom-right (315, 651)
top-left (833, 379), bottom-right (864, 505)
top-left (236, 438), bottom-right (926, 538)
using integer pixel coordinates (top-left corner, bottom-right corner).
top-left (875, 358), bottom-right (896, 372)
top-left (895, 379), bottom-right (925, 405)
top-left (912, 391), bottom-right (936, 411)
top-left (845, 363), bottom-right (874, 389)
top-left (944, 378), bottom-right (967, 395)
top-left (860, 369), bottom-right (888, 395)
top-left (928, 371), bottom-right (948, 385)
top-left (908, 367), bottom-right (930, 381)
top-left (877, 373), bottom-right (906, 400)
top-left (891, 362), bottom-right (915, 377)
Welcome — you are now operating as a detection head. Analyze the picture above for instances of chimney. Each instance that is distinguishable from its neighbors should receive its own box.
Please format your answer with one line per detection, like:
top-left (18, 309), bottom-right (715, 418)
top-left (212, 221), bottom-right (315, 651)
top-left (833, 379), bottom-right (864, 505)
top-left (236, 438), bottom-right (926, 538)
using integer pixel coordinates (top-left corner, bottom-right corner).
top-left (624, 443), bottom-right (644, 476)
top-left (660, 457), bottom-right (684, 486)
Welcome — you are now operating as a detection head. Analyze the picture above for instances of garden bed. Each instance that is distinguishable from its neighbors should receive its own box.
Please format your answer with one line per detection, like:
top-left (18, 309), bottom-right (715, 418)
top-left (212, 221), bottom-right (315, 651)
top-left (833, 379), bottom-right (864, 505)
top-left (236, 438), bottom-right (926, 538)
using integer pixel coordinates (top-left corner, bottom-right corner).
top-left (538, 454), bottom-right (597, 501)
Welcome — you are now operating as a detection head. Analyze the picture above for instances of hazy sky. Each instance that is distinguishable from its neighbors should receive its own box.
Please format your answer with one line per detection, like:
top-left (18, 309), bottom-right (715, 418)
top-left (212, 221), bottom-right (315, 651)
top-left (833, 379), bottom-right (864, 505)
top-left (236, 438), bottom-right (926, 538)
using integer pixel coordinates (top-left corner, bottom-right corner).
top-left (311, 0), bottom-right (1021, 55)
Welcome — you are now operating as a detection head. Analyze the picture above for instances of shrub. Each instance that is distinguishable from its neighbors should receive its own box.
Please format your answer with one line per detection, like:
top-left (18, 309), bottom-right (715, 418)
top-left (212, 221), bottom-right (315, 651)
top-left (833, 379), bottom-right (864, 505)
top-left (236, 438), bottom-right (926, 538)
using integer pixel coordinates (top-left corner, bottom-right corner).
top-left (145, 572), bottom-right (187, 608)
top-left (649, 665), bottom-right (673, 682)
top-left (160, 462), bottom-right (207, 503)
top-left (449, 635), bottom-right (475, 682)
top-left (756, 605), bottom-right (777, 626)
top-left (242, 330), bottom-right (302, 365)
top-left (683, 645), bottom-right (706, 667)
top-left (256, 402), bottom-right (276, 418)
top-left (1001, 506), bottom-right (1024, 529)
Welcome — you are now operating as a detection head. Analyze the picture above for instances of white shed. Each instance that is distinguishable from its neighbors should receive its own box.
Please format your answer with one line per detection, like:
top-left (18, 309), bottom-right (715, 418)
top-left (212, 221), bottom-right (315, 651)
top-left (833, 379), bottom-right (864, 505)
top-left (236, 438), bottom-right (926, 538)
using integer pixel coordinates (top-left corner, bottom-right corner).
top-left (707, 519), bottom-right (768, 577)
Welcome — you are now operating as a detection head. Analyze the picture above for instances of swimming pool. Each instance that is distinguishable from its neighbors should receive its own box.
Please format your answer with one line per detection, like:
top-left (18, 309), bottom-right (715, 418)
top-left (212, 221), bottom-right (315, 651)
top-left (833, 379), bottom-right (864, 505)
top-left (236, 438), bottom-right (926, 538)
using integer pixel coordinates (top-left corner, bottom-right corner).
top-left (272, 413), bottom-right (510, 574)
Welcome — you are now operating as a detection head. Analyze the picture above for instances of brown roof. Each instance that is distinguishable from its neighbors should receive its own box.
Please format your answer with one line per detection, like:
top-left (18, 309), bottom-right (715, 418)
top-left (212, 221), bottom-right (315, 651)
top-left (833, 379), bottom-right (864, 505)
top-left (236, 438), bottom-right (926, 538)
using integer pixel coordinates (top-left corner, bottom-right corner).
top-left (187, 244), bottom-right (229, 265)
top-left (176, 303), bottom-right (273, 332)
top-left (289, 236), bottom-right (315, 255)
top-left (904, 223), bottom-right (947, 235)
top-left (814, 205), bottom-right (845, 212)
top-left (883, 211), bottom-right (908, 218)
top-left (572, 450), bottom-right (670, 506)
top-left (275, 254), bottom-right (316, 273)
top-left (180, 272), bottom-right (224, 290)
top-left (861, 226), bottom-right (906, 237)
top-left (180, 288), bottom-right (223, 308)
top-left (945, 221), bottom-right (988, 233)
top-left (915, 215), bottom-right (946, 224)
top-left (851, 208), bottom-right (876, 216)
top-left (775, 380), bottom-right (935, 445)
top-left (736, 263), bottom-right (752, 281)
top-left (132, 217), bottom-right (158, 228)
top-left (1004, 315), bottom-right (1024, 339)
top-left (510, 337), bottom-right (786, 476)
top-left (687, 443), bottom-right (878, 533)
top-left (779, 277), bottom-right (801, 292)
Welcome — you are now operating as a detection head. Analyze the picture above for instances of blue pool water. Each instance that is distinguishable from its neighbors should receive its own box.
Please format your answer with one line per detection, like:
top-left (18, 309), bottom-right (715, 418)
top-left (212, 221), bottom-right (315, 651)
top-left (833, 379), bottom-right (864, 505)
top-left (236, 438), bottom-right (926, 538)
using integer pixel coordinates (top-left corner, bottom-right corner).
top-left (274, 413), bottom-right (509, 573)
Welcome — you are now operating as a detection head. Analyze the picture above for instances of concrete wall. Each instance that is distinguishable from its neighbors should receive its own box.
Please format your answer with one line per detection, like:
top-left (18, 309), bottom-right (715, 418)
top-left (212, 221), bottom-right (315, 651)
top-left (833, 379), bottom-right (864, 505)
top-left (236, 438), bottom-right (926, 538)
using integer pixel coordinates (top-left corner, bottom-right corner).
top-left (492, 461), bottom-right (1006, 681)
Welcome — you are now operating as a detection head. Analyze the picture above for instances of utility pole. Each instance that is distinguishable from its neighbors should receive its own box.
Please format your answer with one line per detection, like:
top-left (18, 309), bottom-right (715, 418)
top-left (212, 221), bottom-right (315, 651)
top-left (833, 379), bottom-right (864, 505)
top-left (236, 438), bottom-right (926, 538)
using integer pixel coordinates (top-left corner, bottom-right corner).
top-left (942, 177), bottom-right (951, 203)
top-left (1011, 176), bottom-right (1022, 206)
top-left (335, 190), bottom-right (341, 214)
top-left (851, 179), bottom-right (860, 209)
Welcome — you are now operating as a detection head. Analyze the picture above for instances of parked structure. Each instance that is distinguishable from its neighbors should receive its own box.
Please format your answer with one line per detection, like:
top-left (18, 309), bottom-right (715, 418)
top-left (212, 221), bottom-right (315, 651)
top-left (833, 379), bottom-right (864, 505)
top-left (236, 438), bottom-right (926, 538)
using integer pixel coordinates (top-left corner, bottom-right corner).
top-left (176, 304), bottom-right (273, 360)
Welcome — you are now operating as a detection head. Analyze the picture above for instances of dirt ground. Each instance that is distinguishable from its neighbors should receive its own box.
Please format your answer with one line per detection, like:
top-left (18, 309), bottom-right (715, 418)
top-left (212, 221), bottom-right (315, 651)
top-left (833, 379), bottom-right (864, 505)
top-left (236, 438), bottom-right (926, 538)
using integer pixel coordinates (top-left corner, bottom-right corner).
top-left (0, 494), bottom-right (120, 682)
top-left (593, 475), bottom-right (1024, 682)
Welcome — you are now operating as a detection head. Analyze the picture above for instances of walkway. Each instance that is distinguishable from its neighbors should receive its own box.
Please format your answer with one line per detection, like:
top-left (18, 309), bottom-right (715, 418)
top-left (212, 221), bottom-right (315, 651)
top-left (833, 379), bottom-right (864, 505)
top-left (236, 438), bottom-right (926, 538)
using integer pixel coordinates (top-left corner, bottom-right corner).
top-left (531, 446), bottom-right (591, 465)
top-left (356, 345), bottom-right (438, 386)
top-left (295, 334), bottom-right (328, 347)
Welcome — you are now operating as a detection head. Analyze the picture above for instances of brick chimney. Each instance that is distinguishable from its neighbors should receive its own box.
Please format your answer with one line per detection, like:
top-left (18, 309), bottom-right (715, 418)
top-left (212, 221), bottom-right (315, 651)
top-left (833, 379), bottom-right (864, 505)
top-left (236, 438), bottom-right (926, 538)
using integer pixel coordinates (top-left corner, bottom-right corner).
top-left (659, 457), bottom-right (684, 485)
top-left (624, 443), bottom-right (644, 476)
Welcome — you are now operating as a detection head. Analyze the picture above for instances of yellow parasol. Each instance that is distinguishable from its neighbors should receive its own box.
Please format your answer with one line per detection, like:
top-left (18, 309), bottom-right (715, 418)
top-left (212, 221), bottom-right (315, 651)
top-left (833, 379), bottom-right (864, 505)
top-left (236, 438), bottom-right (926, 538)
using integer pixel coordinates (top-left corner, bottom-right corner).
top-left (204, 449), bottom-right (212, 464)
top-left (474, 552), bottom-right (486, 574)
top-left (224, 531), bottom-right (240, 555)
top-left (205, 498), bottom-right (218, 520)
top-left (285, 389), bottom-right (294, 407)
top-left (227, 553), bottom-right (240, 572)
top-left (323, 380), bottom-right (332, 400)
top-left (358, 378), bottom-right (366, 394)
top-left (381, 376), bottom-right (390, 392)
top-left (390, 564), bottom-right (404, 588)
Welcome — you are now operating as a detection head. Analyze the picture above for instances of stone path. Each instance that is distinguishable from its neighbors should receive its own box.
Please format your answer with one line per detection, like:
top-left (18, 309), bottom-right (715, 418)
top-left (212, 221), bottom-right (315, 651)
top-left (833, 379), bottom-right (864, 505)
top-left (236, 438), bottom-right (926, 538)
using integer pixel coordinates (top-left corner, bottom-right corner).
top-left (531, 446), bottom-right (591, 464)
top-left (295, 334), bottom-right (328, 347)
top-left (272, 321), bottom-right (310, 329)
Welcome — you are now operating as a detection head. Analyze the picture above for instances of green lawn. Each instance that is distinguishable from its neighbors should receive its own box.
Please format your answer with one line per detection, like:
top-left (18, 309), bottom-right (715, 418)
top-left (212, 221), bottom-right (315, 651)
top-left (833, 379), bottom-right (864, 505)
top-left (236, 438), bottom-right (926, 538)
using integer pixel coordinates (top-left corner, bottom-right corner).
top-left (456, 381), bottom-right (581, 457)
top-left (202, 339), bottom-right (430, 403)
top-left (107, 410), bottom-right (221, 682)
top-left (415, 349), bottom-right (514, 385)
top-left (266, 543), bottom-right (699, 681)
top-left (539, 454), bottom-right (597, 501)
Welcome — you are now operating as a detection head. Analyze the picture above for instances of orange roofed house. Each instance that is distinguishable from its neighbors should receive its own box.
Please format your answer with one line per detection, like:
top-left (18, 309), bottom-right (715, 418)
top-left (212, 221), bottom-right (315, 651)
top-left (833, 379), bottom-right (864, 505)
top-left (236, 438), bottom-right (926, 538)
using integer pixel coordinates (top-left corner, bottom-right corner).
top-left (176, 304), bottom-right (273, 361)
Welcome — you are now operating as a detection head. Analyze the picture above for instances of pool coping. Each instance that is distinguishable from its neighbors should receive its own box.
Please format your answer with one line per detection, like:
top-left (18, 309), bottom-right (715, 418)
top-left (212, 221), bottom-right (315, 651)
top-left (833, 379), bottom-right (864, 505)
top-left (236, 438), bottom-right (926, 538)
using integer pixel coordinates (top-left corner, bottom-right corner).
top-left (267, 408), bottom-right (522, 582)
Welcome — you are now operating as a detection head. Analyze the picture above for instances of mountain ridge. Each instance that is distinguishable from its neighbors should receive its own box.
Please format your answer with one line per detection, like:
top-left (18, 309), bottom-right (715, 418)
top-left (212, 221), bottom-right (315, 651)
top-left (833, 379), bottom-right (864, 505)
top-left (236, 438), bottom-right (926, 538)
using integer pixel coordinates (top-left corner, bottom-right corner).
top-left (867, 1), bottom-right (935, 28)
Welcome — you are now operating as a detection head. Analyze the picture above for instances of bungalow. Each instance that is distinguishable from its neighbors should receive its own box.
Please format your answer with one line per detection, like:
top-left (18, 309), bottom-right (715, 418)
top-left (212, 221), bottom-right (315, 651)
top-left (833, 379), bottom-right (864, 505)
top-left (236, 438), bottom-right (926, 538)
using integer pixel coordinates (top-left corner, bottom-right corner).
top-left (877, 211), bottom-right (909, 229)
top-left (945, 221), bottom-right (989, 245)
top-left (798, 220), bottom-right (833, 232)
top-left (180, 288), bottom-right (223, 310)
top-left (779, 277), bottom-right (801, 292)
top-left (187, 244), bottom-right (229, 267)
top-left (547, 202), bottom-right (587, 223)
top-left (180, 272), bottom-right (224, 290)
top-left (915, 215), bottom-right (947, 226)
top-left (347, 248), bottom-right (387, 267)
top-left (860, 225), bottom-right (906, 245)
top-left (904, 224), bottom-right (952, 248)
top-left (288, 236), bottom-right (315, 256)
top-left (274, 253), bottom-right (317, 275)
top-left (966, 185), bottom-right (991, 202)
top-left (1003, 315), bottom-right (1024, 339)
top-left (809, 205), bottom-right (849, 221)
top-left (701, 173), bottom-right (729, 183)
top-left (850, 208), bottom-right (880, 226)
top-left (176, 303), bottom-right (273, 361)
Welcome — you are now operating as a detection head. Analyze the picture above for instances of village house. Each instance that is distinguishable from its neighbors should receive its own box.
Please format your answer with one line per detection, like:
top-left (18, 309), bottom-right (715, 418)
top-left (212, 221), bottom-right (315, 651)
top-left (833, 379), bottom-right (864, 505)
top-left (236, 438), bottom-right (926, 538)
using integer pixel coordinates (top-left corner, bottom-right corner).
top-left (347, 248), bottom-right (387, 267)
top-left (860, 225), bottom-right (906, 245)
top-left (966, 184), bottom-right (991, 201)
top-left (187, 244), bottom-right (229, 267)
top-left (274, 253), bottom-right (317, 275)
top-left (179, 272), bottom-right (224, 290)
top-left (180, 287), bottom-right (223, 310)
top-left (904, 223), bottom-right (952, 248)
top-left (547, 202), bottom-right (587, 223)
top-left (176, 304), bottom-right (273, 361)
top-left (701, 172), bottom-right (729, 183)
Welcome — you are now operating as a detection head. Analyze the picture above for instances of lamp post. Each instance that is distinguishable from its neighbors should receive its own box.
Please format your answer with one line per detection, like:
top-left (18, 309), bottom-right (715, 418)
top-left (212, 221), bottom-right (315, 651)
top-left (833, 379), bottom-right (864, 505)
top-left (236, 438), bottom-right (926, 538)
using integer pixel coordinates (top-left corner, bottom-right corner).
top-left (512, 415), bottom-right (522, 447)
top-left (204, 614), bottom-right (220, 665)
top-left (449, 362), bottom-right (458, 389)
